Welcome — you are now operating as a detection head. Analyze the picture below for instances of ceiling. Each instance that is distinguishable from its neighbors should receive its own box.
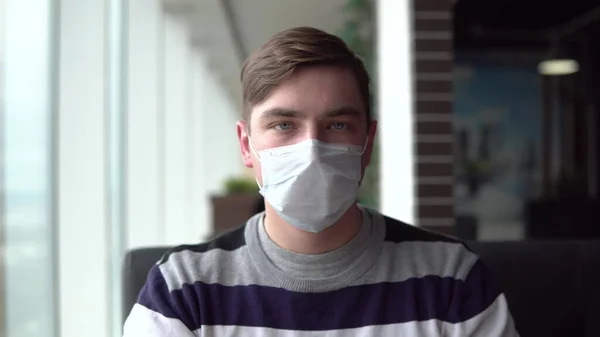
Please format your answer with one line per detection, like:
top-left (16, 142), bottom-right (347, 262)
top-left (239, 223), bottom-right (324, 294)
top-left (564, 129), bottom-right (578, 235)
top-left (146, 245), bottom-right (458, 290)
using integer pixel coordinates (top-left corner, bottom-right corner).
top-left (227, 0), bottom-right (349, 58)
top-left (164, 0), bottom-right (352, 109)
top-left (455, 0), bottom-right (600, 49)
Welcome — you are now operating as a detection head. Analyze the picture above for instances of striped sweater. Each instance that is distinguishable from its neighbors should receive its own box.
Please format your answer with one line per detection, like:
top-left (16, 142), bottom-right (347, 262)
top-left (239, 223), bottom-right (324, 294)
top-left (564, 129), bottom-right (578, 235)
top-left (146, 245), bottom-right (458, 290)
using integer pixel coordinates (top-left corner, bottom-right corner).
top-left (123, 208), bottom-right (518, 336)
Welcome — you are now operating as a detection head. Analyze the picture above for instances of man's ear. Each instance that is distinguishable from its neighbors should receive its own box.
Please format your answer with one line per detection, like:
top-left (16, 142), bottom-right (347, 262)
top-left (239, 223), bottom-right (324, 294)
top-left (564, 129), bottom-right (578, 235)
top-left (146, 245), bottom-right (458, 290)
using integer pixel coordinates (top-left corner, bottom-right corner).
top-left (236, 121), bottom-right (253, 168)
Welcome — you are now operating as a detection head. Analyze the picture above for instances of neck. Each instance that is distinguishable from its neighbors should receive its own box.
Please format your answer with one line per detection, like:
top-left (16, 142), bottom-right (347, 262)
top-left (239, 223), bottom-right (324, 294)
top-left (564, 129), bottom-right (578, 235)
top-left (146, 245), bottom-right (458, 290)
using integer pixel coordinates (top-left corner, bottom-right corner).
top-left (263, 203), bottom-right (363, 254)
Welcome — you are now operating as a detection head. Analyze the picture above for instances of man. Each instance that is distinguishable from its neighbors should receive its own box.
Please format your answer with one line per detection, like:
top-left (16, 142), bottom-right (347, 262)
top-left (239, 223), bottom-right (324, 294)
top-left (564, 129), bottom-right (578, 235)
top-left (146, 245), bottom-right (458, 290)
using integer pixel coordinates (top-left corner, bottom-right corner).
top-left (123, 27), bottom-right (518, 336)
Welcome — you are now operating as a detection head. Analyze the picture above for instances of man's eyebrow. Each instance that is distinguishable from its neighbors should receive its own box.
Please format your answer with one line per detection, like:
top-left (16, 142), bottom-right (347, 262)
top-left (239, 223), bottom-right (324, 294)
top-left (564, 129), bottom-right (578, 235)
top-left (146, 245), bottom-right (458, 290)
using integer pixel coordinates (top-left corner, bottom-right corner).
top-left (259, 108), bottom-right (306, 120)
top-left (259, 106), bottom-right (363, 120)
top-left (324, 107), bottom-right (363, 118)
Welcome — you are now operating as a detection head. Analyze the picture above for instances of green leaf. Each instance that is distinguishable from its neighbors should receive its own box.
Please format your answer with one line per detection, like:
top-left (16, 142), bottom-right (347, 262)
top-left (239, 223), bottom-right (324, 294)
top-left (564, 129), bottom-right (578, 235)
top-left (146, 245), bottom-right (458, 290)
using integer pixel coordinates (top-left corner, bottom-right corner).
top-left (223, 176), bottom-right (259, 194)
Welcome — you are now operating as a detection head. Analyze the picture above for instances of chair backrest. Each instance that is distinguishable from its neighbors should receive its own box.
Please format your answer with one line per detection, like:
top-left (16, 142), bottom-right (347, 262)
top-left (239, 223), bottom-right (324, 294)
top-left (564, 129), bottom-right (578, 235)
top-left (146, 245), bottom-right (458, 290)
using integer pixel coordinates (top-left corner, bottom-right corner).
top-left (122, 240), bottom-right (600, 337)
top-left (467, 240), bottom-right (600, 337)
top-left (121, 246), bottom-right (171, 324)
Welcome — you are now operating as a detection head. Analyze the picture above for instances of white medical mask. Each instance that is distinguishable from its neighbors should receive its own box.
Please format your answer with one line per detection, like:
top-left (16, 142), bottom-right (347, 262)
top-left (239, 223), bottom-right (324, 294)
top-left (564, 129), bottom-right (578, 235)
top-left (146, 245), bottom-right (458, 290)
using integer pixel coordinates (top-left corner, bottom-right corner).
top-left (251, 138), bottom-right (366, 233)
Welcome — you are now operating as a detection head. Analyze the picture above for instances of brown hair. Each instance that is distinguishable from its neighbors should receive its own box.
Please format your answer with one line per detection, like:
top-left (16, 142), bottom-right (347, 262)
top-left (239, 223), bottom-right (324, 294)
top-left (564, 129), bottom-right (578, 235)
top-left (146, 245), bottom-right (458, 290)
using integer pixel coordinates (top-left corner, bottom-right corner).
top-left (240, 27), bottom-right (371, 127)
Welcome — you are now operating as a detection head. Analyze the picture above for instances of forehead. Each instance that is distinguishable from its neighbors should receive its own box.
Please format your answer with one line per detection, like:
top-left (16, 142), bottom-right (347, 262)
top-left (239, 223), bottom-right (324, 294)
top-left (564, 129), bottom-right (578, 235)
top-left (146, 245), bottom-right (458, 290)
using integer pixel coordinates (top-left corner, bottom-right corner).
top-left (251, 65), bottom-right (365, 121)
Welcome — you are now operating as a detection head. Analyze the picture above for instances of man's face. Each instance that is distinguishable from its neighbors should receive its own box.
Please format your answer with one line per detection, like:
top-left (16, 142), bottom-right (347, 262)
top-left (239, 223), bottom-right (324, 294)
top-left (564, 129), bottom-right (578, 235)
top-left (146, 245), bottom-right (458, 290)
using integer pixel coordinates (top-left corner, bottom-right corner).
top-left (236, 65), bottom-right (377, 186)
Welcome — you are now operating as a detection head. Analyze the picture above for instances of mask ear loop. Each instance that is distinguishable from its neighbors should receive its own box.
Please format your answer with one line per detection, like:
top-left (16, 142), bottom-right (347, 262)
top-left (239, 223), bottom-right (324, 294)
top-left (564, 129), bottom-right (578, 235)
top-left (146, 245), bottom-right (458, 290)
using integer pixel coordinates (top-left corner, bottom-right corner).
top-left (358, 138), bottom-right (369, 155)
top-left (356, 138), bottom-right (370, 187)
top-left (248, 138), bottom-right (261, 160)
top-left (247, 136), bottom-right (264, 189)
top-left (245, 124), bottom-right (261, 159)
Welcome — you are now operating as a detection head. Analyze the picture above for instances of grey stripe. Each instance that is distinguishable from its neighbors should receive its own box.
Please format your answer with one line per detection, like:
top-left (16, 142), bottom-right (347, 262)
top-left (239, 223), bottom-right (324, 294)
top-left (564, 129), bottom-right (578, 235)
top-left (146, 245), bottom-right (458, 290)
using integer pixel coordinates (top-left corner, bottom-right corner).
top-left (159, 240), bottom-right (478, 293)
top-left (360, 241), bottom-right (476, 285)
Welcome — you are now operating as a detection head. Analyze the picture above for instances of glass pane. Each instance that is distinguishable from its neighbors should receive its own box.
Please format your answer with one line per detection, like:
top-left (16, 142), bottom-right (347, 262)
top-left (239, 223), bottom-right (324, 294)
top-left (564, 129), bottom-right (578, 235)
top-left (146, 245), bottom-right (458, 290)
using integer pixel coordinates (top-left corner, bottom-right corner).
top-left (1, 1), bottom-right (57, 336)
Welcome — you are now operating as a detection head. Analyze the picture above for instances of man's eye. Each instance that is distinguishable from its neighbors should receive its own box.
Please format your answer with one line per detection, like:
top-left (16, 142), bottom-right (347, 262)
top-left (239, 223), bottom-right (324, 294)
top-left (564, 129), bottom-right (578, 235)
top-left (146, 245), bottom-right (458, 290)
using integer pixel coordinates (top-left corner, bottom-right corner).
top-left (274, 122), bottom-right (293, 131)
top-left (330, 122), bottom-right (348, 130)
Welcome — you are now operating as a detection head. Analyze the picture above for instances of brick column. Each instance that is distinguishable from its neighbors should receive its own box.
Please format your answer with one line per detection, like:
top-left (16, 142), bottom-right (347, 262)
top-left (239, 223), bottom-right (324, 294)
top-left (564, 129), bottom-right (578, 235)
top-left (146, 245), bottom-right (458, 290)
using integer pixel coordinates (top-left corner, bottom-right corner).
top-left (412, 0), bottom-right (455, 231)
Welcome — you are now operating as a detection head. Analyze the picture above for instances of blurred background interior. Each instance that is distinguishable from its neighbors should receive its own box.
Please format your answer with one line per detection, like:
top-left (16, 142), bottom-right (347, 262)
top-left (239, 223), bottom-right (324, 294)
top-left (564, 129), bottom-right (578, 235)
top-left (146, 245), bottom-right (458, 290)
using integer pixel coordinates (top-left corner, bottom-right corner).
top-left (1, 0), bottom-right (599, 336)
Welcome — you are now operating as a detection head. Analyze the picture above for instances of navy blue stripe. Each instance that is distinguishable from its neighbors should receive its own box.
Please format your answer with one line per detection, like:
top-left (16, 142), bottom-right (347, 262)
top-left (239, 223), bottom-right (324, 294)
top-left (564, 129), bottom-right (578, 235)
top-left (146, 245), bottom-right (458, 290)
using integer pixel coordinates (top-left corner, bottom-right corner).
top-left (137, 266), bottom-right (200, 331)
top-left (139, 259), bottom-right (501, 331)
top-left (446, 259), bottom-right (503, 322)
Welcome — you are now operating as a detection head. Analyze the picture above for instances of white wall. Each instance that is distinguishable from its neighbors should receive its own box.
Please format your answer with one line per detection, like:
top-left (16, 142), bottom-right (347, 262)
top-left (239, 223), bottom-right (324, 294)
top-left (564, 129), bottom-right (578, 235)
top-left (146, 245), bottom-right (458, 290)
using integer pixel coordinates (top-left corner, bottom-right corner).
top-left (126, 0), bottom-right (163, 249)
top-left (163, 13), bottom-right (193, 245)
top-left (1, 2), bottom-right (243, 337)
top-left (125, 9), bottom-right (243, 250)
top-left (191, 48), bottom-right (244, 241)
top-left (58, 1), bottom-right (112, 337)
top-left (190, 49), bottom-right (212, 241)
top-left (2, 0), bottom-right (57, 336)
top-left (377, 0), bottom-right (416, 224)
top-left (123, 7), bottom-right (243, 251)
top-left (201, 77), bottom-right (243, 195)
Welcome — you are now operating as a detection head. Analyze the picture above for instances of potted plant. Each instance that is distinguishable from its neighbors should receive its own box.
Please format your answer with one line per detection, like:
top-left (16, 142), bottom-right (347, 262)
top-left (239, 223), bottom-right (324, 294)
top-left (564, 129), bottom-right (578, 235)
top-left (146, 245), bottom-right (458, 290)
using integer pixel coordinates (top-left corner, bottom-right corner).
top-left (223, 177), bottom-right (260, 195)
top-left (210, 176), bottom-right (261, 236)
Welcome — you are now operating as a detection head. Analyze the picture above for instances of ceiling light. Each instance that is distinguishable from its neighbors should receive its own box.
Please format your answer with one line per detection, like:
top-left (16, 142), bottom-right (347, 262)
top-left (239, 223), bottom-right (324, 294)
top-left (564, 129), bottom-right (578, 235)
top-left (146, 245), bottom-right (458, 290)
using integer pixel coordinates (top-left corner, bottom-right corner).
top-left (537, 59), bottom-right (579, 76)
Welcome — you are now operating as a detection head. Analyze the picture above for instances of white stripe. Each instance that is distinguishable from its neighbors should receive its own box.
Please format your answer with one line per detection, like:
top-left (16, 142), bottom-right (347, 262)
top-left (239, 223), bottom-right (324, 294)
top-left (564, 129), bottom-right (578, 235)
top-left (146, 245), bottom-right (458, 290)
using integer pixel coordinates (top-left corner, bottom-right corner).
top-left (159, 241), bottom-right (477, 291)
top-left (122, 304), bottom-right (196, 337)
top-left (122, 298), bottom-right (517, 337)
top-left (198, 320), bottom-right (442, 336)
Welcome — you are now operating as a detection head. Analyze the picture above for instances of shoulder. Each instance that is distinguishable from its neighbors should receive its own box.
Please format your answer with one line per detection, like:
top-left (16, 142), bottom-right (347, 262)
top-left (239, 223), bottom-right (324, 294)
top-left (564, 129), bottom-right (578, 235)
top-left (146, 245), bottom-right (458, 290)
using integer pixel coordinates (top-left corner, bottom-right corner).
top-left (158, 223), bottom-right (247, 265)
top-left (154, 223), bottom-right (248, 291)
top-left (379, 214), bottom-right (479, 280)
top-left (382, 214), bottom-right (465, 245)
top-left (378, 214), bottom-right (509, 325)
top-left (131, 224), bottom-right (250, 333)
